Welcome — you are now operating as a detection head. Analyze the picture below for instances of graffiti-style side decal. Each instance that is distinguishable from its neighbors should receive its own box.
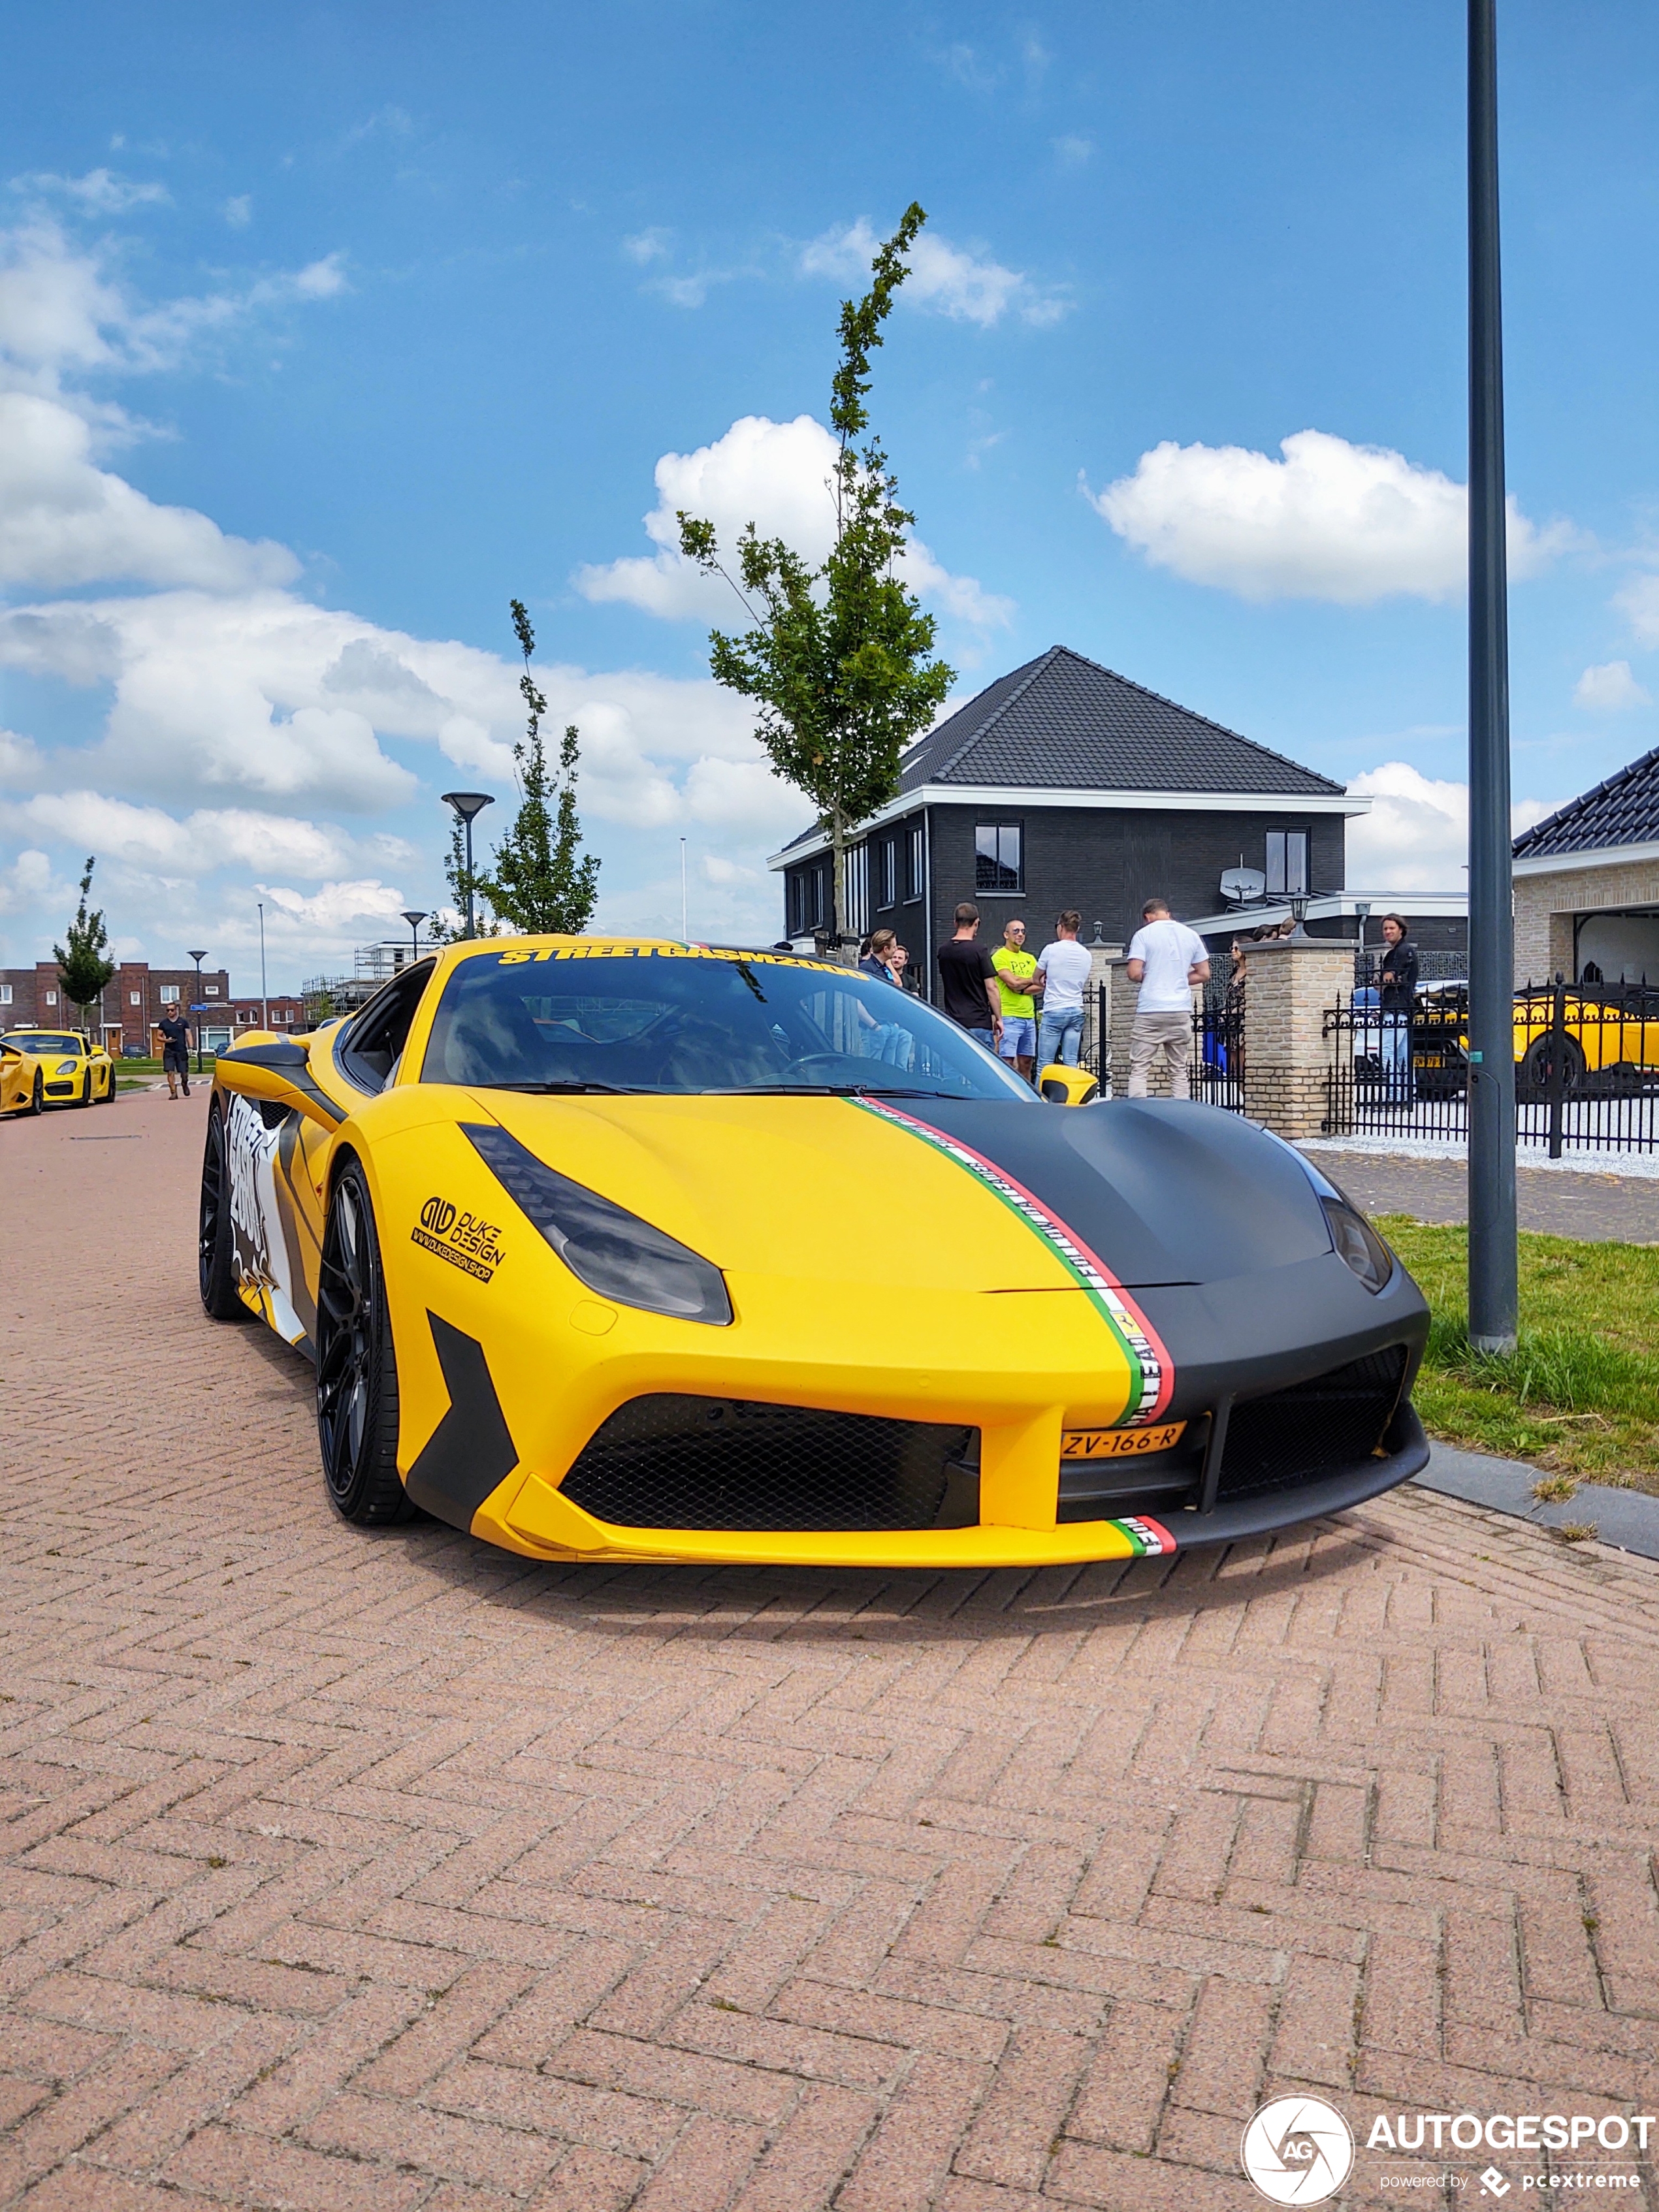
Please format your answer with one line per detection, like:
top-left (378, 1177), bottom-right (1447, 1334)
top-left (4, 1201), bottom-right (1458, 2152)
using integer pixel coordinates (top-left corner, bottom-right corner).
top-left (853, 1097), bottom-right (1174, 1427)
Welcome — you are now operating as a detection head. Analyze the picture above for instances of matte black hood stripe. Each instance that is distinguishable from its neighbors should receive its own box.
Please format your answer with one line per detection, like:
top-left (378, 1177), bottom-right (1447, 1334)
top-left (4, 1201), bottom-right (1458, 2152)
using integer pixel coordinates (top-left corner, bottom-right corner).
top-left (852, 1097), bottom-right (1174, 1426)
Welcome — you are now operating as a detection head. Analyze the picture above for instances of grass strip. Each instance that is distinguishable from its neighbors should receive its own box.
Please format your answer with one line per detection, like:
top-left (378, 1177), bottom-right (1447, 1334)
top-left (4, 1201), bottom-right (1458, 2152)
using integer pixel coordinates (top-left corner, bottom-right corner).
top-left (1376, 1215), bottom-right (1659, 1488)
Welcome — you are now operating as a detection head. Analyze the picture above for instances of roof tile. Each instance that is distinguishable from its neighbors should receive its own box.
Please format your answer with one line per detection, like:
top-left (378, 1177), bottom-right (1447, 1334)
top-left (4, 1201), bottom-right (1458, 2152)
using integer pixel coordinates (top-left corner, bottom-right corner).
top-left (1511, 745), bottom-right (1659, 861)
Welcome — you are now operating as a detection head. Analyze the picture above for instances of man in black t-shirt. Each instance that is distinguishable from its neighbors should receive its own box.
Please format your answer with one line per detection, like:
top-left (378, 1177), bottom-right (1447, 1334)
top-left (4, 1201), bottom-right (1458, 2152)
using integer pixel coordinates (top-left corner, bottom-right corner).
top-left (158, 1007), bottom-right (191, 1100)
top-left (935, 903), bottom-right (1002, 1052)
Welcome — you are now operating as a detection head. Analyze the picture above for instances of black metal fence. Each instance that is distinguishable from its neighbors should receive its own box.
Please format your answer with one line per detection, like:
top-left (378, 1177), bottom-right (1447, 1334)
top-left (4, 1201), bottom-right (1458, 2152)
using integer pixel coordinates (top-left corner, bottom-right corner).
top-left (1323, 978), bottom-right (1659, 1154)
top-left (1193, 985), bottom-right (1246, 1111)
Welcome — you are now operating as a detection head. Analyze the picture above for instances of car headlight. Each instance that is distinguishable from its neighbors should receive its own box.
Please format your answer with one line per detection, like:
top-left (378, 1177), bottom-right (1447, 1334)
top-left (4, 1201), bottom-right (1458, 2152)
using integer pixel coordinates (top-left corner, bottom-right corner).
top-left (464, 1123), bottom-right (732, 1324)
top-left (1321, 1196), bottom-right (1393, 1293)
top-left (56, 1059), bottom-right (78, 1075)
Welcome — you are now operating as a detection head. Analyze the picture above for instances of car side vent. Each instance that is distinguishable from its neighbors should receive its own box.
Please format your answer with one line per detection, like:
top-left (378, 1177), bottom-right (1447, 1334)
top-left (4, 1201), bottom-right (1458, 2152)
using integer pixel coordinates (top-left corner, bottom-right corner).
top-left (1216, 1347), bottom-right (1409, 1503)
top-left (559, 1396), bottom-right (979, 1532)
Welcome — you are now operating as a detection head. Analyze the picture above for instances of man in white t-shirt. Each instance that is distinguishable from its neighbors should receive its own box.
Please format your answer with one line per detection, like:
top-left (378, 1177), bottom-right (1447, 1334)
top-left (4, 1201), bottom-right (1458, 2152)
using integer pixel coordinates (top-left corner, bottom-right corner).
top-left (1033, 909), bottom-right (1095, 1067)
top-left (1125, 898), bottom-right (1210, 1099)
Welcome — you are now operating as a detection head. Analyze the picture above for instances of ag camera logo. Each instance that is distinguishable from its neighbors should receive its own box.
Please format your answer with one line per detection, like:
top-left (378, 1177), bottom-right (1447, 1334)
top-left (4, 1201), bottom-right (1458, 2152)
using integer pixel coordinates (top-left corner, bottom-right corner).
top-left (1242, 2097), bottom-right (1355, 2204)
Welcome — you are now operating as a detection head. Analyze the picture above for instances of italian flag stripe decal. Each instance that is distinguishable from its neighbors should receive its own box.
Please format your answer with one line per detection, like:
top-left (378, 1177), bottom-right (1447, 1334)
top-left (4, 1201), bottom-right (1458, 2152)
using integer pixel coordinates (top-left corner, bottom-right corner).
top-left (852, 1098), bottom-right (1175, 1427)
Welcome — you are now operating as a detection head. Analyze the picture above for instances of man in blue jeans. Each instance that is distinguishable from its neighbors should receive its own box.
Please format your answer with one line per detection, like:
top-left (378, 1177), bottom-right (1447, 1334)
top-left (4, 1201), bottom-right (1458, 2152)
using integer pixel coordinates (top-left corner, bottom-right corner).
top-left (1034, 910), bottom-right (1093, 1067)
top-left (935, 903), bottom-right (1003, 1053)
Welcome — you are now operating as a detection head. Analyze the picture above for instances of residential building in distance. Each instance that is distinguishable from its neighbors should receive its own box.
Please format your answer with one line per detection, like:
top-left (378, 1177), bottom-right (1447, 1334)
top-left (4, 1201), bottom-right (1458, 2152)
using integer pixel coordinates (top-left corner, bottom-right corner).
top-left (0, 961), bottom-right (309, 1054)
top-left (769, 646), bottom-right (1375, 991)
top-left (1511, 744), bottom-right (1659, 985)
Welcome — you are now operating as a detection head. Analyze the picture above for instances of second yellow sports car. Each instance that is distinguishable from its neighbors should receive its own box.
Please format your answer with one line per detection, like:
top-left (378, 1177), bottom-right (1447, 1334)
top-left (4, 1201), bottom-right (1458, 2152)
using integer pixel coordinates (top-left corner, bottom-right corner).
top-left (0, 1027), bottom-right (117, 1110)
top-left (200, 936), bottom-right (1429, 1570)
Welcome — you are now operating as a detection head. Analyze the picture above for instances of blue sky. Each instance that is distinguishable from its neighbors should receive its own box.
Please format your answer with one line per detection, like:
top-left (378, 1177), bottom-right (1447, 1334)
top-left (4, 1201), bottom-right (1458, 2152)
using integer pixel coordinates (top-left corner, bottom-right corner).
top-left (3, 1), bottom-right (1658, 991)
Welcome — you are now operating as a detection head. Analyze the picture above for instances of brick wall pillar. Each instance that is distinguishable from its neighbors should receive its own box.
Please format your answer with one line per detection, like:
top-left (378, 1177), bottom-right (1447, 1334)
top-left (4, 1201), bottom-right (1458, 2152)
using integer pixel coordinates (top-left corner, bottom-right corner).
top-left (1238, 938), bottom-right (1354, 1140)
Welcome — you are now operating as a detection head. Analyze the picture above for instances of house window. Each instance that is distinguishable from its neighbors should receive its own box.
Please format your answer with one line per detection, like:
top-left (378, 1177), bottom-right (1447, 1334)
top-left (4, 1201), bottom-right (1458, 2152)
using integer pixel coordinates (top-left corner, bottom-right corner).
top-left (905, 823), bottom-right (925, 901)
top-left (129, 990), bottom-right (141, 1006)
top-left (0, 985), bottom-right (10, 1005)
top-left (1265, 829), bottom-right (1308, 897)
top-left (975, 824), bottom-right (1023, 894)
top-left (206, 984), bottom-right (220, 997)
top-left (44, 990), bottom-right (57, 1006)
top-left (877, 840), bottom-right (896, 911)
top-left (160, 985), bottom-right (180, 1004)
top-left (844, 844), bottom-right (869, 938)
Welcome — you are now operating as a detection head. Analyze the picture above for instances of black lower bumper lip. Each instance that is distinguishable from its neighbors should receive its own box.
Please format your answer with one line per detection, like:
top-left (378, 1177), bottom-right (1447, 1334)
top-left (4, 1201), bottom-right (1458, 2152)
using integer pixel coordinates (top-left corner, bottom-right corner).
top-left (1155, 1402), bottom-right (1429, 1548)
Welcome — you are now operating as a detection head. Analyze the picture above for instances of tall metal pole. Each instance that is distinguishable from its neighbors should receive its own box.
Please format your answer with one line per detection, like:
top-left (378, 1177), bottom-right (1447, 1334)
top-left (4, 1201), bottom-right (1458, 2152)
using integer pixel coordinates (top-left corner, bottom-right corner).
top-left (1468, 0), bottom-right (1519, 1353)
top-left (681, 837), bottom-right (688, 940)
top-left (258, 902), bottom-right (268, 1031)
top-left (463, 818), bottom-right (477, 939)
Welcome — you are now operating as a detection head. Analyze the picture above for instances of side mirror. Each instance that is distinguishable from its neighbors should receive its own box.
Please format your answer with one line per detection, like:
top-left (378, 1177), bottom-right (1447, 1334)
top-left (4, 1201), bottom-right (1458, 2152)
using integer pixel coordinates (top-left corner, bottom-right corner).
top-left (1038, 1064), bottom-right (1100, 1106)
top-left (216, 1037), bottom-right (343, 1129)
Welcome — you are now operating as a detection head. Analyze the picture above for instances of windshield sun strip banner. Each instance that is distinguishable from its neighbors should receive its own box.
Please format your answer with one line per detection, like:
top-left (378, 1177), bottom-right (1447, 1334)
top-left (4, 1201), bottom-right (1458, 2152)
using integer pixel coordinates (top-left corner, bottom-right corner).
top-left (852, 1097), bottom-right (1174, 1428)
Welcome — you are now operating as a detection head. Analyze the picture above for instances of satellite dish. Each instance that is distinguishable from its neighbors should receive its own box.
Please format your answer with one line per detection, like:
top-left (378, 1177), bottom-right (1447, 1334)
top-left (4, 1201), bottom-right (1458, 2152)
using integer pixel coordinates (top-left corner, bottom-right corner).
top-left (1219, 867), bottom-right (1266, 905)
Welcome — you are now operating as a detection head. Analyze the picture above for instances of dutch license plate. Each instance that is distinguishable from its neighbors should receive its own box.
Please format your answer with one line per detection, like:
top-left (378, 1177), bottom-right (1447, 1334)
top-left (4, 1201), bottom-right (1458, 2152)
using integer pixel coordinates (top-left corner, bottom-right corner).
top-left (1061, 1422), bottom-right (1187, 1460)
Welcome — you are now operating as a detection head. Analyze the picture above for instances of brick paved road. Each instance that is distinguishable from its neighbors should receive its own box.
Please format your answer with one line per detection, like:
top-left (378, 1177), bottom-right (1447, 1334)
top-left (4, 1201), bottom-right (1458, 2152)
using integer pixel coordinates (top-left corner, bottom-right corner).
top-left (1308, 1147), bottom-right (1659, 1242)
top-left (8, 1086), bottom-right (1659, 2209)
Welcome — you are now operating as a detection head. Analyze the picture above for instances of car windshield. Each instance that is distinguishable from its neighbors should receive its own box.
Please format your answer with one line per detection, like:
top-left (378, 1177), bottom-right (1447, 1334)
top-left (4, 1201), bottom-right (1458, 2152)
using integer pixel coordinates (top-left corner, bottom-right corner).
top-left (5, 1033), bottom-right (80, 1054)
top-left (421, 948), bottom-right (1036, 1102)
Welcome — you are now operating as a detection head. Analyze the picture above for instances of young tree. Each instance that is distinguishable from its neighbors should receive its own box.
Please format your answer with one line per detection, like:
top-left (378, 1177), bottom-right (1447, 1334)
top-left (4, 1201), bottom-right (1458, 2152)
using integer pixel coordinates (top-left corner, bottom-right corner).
top-left (677, 203), bottom-right (954, 948)
top-left (476, 599), bottom-right (600, 936)
top-left (54, 856), bottom-right (116, 1040)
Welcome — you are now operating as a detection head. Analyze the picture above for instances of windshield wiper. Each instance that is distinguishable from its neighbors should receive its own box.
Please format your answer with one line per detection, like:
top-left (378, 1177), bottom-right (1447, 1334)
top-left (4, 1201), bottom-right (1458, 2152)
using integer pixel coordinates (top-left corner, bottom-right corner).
top-left (477, 1079), bottom-right (643, 1095)
top-left (707, 1082), bottom-right (967, 1099)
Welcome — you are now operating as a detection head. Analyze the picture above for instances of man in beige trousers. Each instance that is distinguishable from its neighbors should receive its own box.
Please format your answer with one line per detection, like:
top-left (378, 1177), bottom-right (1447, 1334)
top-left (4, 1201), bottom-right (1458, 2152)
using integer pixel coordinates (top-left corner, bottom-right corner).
top-left (1125, 897), bottom-right (1210, 1098)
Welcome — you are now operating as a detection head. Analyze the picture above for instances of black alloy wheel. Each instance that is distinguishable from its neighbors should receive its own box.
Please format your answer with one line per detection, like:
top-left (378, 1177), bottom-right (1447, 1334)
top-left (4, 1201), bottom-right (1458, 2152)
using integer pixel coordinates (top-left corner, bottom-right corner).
top-left (26, 1070), bottom-right (42, 1116)
top-left (315, 1161), bottom-right (415, 1524)
top-left (1519, 1033), bottom-right (1587, 1101)
top-left (199, 1101), bottom-right (253, 1321)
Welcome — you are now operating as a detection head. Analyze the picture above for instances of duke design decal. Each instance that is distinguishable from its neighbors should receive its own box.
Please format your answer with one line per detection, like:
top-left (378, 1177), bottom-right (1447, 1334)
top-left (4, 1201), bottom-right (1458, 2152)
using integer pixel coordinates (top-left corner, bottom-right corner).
top-left (853, 1097), bottom-right (1174, 1428)
top-left (413, 1195), bottom-right (506, 1283)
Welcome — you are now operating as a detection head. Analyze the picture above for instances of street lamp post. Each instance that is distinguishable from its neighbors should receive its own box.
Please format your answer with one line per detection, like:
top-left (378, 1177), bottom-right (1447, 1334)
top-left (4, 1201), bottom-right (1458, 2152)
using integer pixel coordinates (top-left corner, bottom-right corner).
top-left (401, 909), bottom-right (428, 965)
top-left (1467, 0), bottom-right (1519, 1354)
top-left (186, 949), bottom-right (208, 1076)
top-left (257, 901), bottom-right (268, 1031)
top-left (440, 793), bottom-right (494, 939)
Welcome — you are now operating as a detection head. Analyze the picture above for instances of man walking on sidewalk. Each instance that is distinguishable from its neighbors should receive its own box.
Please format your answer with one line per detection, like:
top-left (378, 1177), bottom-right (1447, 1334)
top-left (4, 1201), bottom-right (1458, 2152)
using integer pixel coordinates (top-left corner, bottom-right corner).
top-left (1125, 898), bottom-right (1210, 1099)
top-left (158, 1004), bottom-right (193, 1100)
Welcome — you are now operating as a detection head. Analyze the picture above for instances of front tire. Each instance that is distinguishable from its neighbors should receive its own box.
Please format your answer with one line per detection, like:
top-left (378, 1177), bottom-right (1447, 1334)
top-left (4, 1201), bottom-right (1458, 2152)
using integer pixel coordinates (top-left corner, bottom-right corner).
top-left (315, 1162), bottom-right (415, 1525)
top-left (199, 1101), bottom-right (253, 1321)
top-left (26, 1070), bottom-right (42, 1116)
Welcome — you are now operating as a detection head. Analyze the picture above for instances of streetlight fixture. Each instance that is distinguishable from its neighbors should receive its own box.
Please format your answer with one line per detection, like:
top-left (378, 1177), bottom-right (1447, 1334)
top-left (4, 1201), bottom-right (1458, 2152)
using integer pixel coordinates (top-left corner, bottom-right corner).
top-left (401, 909), bottom-right (428, 965)
top-left (186, 949), bottom-right (208, 1076)
top-left (440, 793), bottom-right (494, 940)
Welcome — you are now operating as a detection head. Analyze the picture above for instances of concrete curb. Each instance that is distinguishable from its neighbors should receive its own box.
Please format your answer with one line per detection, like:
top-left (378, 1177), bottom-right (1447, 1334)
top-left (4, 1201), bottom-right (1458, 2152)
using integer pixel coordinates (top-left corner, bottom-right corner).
top-left (1413, 1442), bottom-right (1659, 1560)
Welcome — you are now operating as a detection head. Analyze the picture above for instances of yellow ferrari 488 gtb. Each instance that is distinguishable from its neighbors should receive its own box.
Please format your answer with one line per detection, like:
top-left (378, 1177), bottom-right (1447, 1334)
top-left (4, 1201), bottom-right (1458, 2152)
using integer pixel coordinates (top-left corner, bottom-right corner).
top-left (202, 937), bottom-right (1429, 1569)
top-left (1, 1028), bottom-right (117, 1111)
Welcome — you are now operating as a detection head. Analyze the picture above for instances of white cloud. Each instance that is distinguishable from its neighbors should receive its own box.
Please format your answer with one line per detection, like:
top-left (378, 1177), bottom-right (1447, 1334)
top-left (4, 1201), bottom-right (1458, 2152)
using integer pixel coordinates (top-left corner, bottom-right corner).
top-left (1054, 136), bottom-right (1093, 169)
top-left (622, 228), bottom-right (671, 264)
top-left (0, 391), bottom-right (298, 588)
top-left (0, 790), bottom-right (366, 877)
top-left (574, 412), bottom-right (1011, 628)
top-left (1575, 659), bottom-right (1651, 711)
top-left (224, 195), bottom-right (253, 230)
top-left (1615, 572), bottom-right (1659, 649)
top-left (1092, 429), bottom-right (1571, 605)
top-left (0, 847), bottom-right (57, 916)
top-left (10, 168), bottom-right (171, 214)
top-left (800, 219), bottom-right (1068, 329)
top-left (1345, 761), bottom-right (1556, 893)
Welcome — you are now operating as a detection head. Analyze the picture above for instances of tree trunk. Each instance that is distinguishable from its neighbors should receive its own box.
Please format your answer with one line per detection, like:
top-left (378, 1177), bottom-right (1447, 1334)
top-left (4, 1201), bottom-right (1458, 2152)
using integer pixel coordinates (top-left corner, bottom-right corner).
top-left (830, 807), bottom-right (847, 959)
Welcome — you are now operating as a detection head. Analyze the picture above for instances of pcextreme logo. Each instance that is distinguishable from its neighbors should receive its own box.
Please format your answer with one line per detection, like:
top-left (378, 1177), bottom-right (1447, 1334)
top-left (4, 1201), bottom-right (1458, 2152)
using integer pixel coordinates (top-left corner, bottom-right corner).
top-left (1242, 2098), bottom-right (1355, 2203)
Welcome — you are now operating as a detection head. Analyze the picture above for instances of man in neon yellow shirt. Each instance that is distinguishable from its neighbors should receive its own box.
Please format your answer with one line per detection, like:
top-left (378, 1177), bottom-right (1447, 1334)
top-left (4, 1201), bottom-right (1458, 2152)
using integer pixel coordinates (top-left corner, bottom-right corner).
top-left (991, 918), bottom-right (1041, 1081)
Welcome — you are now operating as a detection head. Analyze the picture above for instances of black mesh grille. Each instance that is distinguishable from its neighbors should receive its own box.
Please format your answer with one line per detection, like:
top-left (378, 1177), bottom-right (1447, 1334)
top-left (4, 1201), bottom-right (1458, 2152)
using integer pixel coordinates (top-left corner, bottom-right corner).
top-left (1217, 1347), bottom-right (1409, 1501)
top-left (559, 1396), bottom-right (979, 1531)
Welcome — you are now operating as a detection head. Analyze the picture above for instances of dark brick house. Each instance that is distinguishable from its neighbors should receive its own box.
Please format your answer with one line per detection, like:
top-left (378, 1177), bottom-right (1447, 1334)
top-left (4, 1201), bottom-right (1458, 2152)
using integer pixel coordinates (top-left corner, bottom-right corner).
top-left (769, 646), bottom-right (1368, 995)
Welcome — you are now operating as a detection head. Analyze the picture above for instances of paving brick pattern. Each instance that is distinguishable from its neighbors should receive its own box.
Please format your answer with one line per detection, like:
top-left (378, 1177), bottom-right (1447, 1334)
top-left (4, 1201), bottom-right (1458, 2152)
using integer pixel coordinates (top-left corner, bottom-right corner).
top-left (7, 1087), bottom-right (1659, 2208)
top-left (1308, 1147), bottom-right (1659, 1243)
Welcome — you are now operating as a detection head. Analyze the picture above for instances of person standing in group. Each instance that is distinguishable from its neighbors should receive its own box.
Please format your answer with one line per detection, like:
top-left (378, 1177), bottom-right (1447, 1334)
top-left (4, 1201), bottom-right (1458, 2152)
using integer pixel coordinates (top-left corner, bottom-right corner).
top-left (1377, 912), bottom-right (1418, 1110)
top-left (157, 1002), bottom-right (193, 1100)
top-left (935, 903), bottom-right (1002, 1053)
top-left (891, 944), bottom-right (918, 993)
top-left (1125, 898), bottom-right (1210, 1099)
top-left (1033, 911), bottom-right (1093, 1068)
top-left (859, 928), bottom-right (901, 987)
top-left (991, 918), bottom-right (1041, 1081)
